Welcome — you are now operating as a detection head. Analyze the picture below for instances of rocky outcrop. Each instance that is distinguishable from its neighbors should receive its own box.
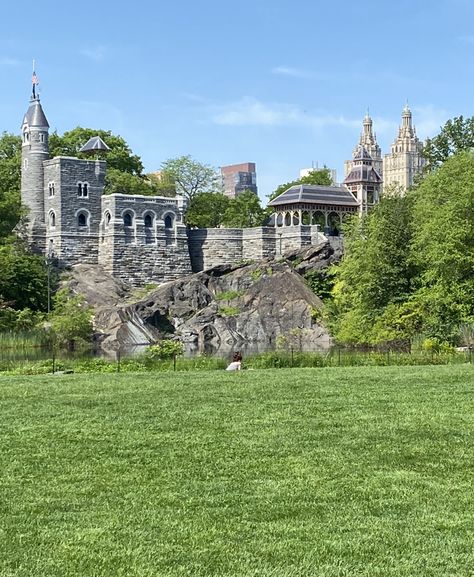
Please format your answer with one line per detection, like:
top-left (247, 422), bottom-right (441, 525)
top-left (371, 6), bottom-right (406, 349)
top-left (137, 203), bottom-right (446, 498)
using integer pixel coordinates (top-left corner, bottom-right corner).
top-left (65, 241), bottom-right (339, 355)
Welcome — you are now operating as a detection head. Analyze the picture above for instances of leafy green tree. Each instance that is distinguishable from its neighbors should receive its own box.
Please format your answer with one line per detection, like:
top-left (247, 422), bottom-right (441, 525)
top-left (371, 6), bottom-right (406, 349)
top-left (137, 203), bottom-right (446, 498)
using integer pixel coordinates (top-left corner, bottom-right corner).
top-left (0, 133), bottom-right (22, 239)
top-left (423, 116), bottom-right (474, 171)
top-left (105, 168), bottom-right (156, 196)
top-left (49, 127), bottom-right (144, 175)
top-left (160, 155), bottom-right (220, 202)
top-left (223, 190), bottom-right (267, 228)
top-left (48, 289), bottom-right (93, 350)
top-left (268, 168), bottom-right (333, 201)
top-left (410, 150), bottom-right (474, 339)
top-left (186, 192), bottom-right (230, 228)
top-left (330, 195), bottom-right (414, 345)
top-left (146, 171), bottom-right (177, 197)
top-left (0, 239), bottom-right (50, 311)
top-left (49, 127), bottom-right (150, 196)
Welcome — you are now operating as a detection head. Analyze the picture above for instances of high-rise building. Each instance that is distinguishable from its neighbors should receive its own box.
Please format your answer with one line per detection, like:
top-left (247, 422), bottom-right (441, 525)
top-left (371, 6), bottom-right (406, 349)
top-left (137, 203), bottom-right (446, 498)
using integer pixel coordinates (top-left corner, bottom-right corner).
top-left (221, 162), bottom-right (257, 198)
top-left (382, 104), bottom-right (425, 192)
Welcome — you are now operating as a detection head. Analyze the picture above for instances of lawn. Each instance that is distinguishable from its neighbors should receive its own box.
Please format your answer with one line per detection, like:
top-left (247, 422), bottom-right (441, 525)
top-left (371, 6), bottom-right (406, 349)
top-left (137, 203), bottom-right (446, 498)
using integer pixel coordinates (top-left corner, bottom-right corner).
top-left (0, 365), bottom-right (473, 577)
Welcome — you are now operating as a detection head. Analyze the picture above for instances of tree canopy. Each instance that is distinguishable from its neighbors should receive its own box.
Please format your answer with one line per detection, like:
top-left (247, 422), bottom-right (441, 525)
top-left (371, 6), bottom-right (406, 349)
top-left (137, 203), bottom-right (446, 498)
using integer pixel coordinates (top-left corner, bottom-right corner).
top-left (269, 168), bottom-right (333, 201)
top-left (49, 127), bottom-right (144, 175)
top-left (423, 116), bottom-right (474, 171)
top-left (222, 190), bottom-right (267, 228)
top-left (160, 155), bottom-right (221, 202)
top-left (0, 133), bottom-right (22, 239)
top-left (329, 151), bottom-right (474, 347)
top-left (185, 192), bottom-right (231, 228)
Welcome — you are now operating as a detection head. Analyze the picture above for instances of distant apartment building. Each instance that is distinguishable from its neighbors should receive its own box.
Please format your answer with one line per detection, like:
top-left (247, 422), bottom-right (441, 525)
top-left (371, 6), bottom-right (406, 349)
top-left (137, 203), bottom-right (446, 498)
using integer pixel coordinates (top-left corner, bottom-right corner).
top-left (221, 162), bottom-right (257, 198)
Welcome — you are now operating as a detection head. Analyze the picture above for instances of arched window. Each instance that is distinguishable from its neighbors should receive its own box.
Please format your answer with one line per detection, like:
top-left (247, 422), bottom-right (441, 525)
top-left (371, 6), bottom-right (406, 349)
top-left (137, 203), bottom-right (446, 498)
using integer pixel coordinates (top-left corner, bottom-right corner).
top-left (49, 211), bottom-right (56, 227)
top-left (164, 214), bottom-right (174, 229)
top-left (144, 214), bottom-right (153, 227)
top-left (104, 211), bottom-right (111, 226)
top-left (123, 212), bottom-right (133, 227)
top-left (78, 212), bottom-right (87, 227)
top-left (77, 182), bottom-right (89, 197)
top-left (284, 212), bottom-right (291, 226)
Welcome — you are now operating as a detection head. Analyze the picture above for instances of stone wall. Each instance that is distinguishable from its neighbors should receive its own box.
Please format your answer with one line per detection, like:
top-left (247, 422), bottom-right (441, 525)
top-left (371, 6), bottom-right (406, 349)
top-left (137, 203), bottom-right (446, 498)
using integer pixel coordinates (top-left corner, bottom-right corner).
top-left (43, 157), bottom-right (106, 265)
top-left (98, 194), bottom-right (192, 287)
top-left (188, 225), bottom-right (324, 271)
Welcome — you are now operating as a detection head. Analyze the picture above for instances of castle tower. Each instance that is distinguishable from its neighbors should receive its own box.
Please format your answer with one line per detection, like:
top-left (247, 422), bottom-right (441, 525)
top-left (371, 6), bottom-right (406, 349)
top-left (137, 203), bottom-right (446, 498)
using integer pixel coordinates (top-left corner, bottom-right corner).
top-left (343, 145), bottom-right (382, 214)
top-left (20, 73), bottom-right (50, 252)
top-left (345, 112), bottom-right (383, 180)
top-left (382, 104), bottom-right (425, 193)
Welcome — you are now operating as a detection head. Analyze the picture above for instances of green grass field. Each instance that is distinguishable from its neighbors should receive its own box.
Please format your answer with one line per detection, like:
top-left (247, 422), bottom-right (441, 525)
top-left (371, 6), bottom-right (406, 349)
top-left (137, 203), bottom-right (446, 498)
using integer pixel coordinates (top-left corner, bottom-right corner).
top-left (0, 365), bottom-right (473, 577)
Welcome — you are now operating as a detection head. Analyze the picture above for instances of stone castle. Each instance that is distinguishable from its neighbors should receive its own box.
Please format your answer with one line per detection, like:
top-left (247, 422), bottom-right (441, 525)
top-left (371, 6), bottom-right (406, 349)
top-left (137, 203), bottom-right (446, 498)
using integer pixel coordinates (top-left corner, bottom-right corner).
top-left (20, 82), bottom-right (424, 287)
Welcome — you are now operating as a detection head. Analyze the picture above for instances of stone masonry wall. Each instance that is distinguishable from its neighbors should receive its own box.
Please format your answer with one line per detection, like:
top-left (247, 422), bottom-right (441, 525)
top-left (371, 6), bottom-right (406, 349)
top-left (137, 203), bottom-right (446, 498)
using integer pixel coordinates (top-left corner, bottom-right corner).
top-left (99, 194), bottom-right (192, 287)
top-left (43, 157), bottom-right (106, 265)
top-left (188, 225), bottom-right (325, 272)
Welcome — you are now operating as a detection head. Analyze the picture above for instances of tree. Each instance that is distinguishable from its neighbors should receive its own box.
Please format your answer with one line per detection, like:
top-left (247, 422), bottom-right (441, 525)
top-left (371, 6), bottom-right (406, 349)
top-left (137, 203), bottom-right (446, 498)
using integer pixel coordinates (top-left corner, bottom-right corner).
top-left (329, 194), bottom-right (415, 346)
top-left (409, 150), bottom-right (474, 340)
top-left (146, 171), bottom-right (177, 197)
top-left (105, 168), bottom-right (157, 196)
top-left (0, 238), bottom-right (50, 311)
top-left (268, 168), bottom-right (333, 201)
top-left (49, 127), bottom-right (151, 196)
top-left (423, 116), bottom-right (474, 171)
top-left (186, 192), bottom-right (230, 228)
top-left (0, 133), bottom-right (22, 240)
top-left (160, 155), bottom-right (220, 202)
top-left (222, 190), bottom-right (267, 228)
top-left (48, 288), bottom-right (93, 350)
top-left (49, 127), bottom-right (144, 176)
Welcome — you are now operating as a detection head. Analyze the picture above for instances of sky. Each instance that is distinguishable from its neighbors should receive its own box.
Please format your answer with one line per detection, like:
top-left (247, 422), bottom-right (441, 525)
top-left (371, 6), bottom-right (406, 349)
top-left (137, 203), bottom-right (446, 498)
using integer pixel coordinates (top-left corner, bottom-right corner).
top-left (2, 0), bottom-right (474, 201)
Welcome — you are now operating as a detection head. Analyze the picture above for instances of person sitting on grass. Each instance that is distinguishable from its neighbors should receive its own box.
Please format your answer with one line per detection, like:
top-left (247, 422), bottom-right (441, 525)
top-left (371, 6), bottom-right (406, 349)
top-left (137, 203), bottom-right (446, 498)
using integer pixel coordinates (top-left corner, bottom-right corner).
top-left (226, 351), bottom-right (242, 371)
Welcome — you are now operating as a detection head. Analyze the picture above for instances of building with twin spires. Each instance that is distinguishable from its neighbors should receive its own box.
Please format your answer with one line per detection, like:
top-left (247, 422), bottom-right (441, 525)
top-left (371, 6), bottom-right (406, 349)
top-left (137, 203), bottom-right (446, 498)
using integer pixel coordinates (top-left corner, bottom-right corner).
top-left (383, 104), bottom-right (425, 191)
top-left (344, 105), bottom-right (425, 194)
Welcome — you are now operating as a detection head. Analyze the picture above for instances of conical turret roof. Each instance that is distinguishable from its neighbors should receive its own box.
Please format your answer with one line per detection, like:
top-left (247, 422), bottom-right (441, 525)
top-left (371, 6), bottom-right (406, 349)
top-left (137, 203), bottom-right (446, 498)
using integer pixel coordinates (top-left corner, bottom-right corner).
top-left (22, 97), bottom-right (49, 128)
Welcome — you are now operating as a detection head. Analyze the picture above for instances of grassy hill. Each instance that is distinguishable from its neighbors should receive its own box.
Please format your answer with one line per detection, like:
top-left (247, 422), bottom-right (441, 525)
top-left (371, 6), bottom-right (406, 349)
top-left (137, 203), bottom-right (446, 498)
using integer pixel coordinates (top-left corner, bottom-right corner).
top-left (1, 365), bottom-right (473, 576)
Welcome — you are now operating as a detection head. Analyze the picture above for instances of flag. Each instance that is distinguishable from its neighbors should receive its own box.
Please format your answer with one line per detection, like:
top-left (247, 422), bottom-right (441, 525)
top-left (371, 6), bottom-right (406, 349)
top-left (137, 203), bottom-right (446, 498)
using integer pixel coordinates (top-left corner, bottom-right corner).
top-left (32, 71), bottom-right (39, 98)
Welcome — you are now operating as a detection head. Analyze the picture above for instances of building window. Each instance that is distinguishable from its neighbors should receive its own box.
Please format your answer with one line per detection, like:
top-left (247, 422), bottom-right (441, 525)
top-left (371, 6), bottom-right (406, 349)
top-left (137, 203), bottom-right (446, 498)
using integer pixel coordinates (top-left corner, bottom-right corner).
top-left (49, 211), bottom-right (56, 227)
top-left (123, 212), bottom-right (133, 227)
top-left (78, 212), bottom-right (87, 227)
top-left (40, 133), bottom-right (45, 143)
top-left (104, 211), bottom-right (111, 226)
top-left (23, 159), bottom-right (28, 170)
top-left (144, 214), bottom-right (153, 227)
top-left (48, 182), bottom-right (55, 197)
top-left (77, 182), bottom-right (89, 197)
top-left (164, 214), bottom-right (174, 229)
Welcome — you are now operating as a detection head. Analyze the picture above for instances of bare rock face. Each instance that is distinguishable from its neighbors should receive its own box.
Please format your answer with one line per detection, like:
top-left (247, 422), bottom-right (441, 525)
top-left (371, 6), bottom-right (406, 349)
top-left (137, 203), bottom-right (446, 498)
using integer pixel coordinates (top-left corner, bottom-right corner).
top-left (91, 261), bottom-right (331, 354)
top-left (65, 242), bottom-right (338, 355)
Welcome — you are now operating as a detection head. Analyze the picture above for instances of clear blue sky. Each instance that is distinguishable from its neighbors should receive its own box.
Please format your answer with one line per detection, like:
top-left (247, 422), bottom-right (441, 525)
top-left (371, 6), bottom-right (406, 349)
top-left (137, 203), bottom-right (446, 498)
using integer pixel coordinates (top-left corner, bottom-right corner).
top-left (2, 0), bottom-right (473, 200)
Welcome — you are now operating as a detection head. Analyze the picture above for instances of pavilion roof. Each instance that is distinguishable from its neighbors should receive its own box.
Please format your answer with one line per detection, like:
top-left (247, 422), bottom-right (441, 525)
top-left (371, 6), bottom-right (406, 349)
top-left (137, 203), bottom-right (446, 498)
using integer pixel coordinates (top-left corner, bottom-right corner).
top-left (268, 184), bottom-right (359, 207)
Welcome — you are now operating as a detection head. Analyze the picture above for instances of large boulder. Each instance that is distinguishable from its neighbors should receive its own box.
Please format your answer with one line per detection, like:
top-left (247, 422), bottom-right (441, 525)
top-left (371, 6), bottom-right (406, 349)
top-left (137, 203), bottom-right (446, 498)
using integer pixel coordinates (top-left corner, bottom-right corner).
top-left (63, 242), bottom-right (338, 355)
top-left (94, 261), bottom-right (331, 354)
